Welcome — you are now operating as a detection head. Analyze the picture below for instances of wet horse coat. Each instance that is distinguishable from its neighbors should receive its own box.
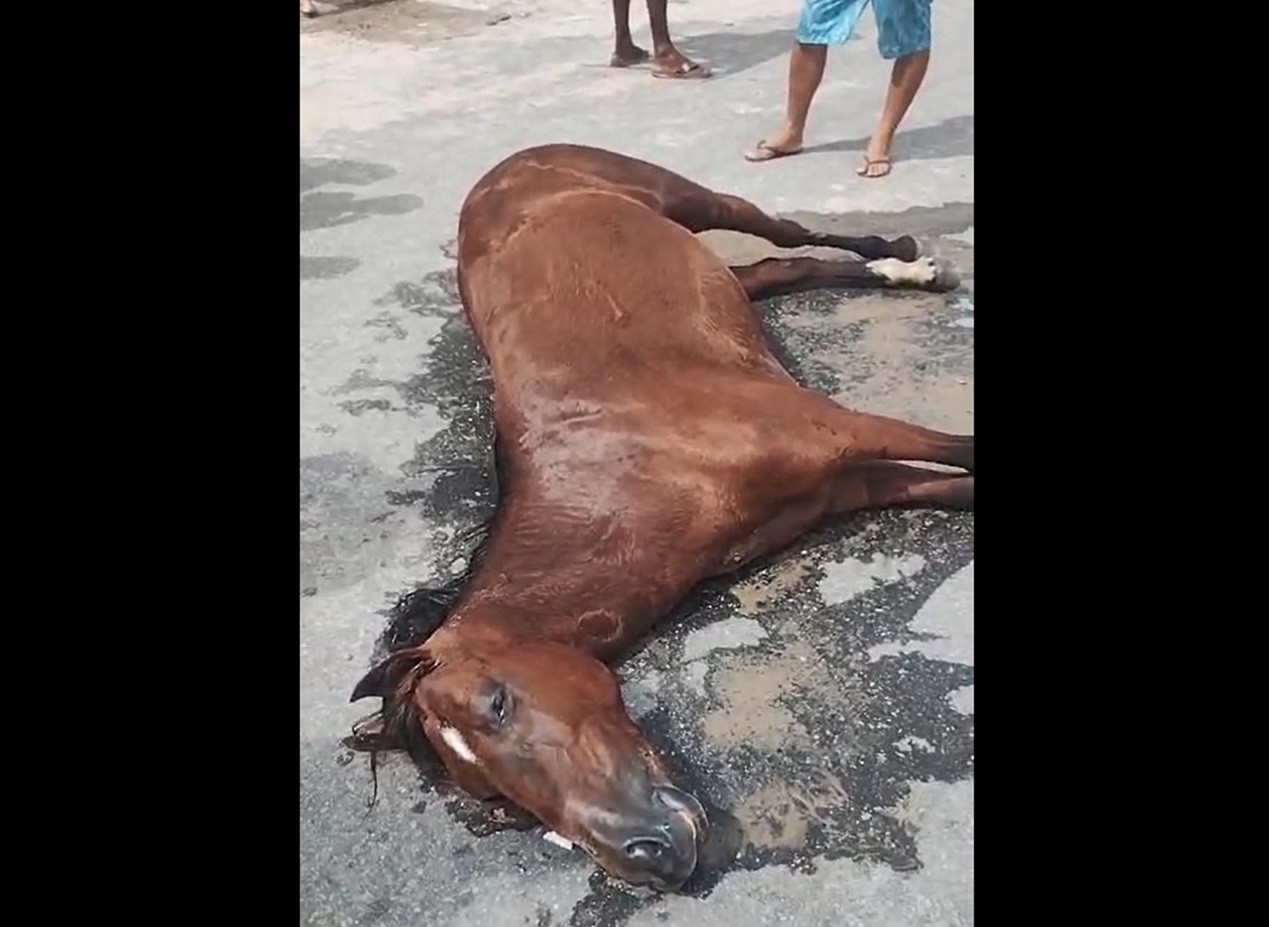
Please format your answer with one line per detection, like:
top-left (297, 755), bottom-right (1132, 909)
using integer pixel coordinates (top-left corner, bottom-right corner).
top-left (351, 144), bottom-right (973, 891)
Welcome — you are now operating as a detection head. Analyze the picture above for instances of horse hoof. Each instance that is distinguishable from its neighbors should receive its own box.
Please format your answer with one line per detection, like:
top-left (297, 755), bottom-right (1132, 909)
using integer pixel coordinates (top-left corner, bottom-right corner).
top-left (931, 257), bottom-right (961, 292)
top-left (894, 235), bottom-right (921, 262)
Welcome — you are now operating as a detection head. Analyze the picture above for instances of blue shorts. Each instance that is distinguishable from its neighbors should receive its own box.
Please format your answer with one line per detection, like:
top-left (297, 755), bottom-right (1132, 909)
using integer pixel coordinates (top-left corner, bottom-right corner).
top-left (796, 0), bottom-right (932, 59)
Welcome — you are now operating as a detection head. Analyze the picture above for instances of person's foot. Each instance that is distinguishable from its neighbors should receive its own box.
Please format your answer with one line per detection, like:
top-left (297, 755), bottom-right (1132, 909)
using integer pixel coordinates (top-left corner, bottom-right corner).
top-left (857, 135), bottom-right (894, 178)
top-left (610, 43), bottom-right (650, 68)
top-left (651, 47), bottom-right (711, 79)
top-left (744, 126), bottom-right (803, 162)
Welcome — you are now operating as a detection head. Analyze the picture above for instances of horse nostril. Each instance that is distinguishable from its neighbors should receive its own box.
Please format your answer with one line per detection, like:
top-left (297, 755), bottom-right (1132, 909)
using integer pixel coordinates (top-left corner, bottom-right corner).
top-left (623, 836), bottom-right (672, 862)
top-left (652, 786), bottom-right (707, 835)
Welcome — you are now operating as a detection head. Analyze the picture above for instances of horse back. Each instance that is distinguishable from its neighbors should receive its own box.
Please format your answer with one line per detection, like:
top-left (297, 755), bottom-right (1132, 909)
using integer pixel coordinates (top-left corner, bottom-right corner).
top-left (456, 170), bottom-right (786, 411)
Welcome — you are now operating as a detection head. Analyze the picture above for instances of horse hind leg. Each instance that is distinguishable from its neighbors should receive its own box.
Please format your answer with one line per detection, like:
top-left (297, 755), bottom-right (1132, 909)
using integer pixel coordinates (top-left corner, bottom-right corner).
top-left (668, 190), bottom-right (921, 263)
top-left (532, 146), bottom-right (920, 262)
top-left (730, 255), bottom-right (961, 298)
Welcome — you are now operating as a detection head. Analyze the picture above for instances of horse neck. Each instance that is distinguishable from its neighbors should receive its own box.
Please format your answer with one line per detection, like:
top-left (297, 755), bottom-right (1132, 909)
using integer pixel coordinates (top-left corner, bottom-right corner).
top-left (449, 575), bottom-right (662, 660)
top-left (448, 523), bottom-right (697, 659)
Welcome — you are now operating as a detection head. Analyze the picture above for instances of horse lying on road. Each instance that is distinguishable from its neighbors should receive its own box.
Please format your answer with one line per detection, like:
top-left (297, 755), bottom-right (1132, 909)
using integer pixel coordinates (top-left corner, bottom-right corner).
top-left (350, 143), bottom-right (973, 891)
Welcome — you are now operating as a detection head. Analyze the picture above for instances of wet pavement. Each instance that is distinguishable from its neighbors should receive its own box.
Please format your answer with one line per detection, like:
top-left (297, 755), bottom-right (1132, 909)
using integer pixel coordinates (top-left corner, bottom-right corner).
top-left (301, 2), bottom-right (973, 924)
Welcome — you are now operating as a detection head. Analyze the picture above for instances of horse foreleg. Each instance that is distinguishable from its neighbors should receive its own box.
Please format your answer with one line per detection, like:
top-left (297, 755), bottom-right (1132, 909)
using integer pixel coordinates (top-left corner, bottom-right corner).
top-left (730, 255), bottom-right (960, 299)
top-left (719, 446), bottom-right (971, 573)
top-left (772, 388), bottom-right (973, 473)
top-left (714, 394), bottom-right (973, 574)
top-left (830, 461), bottom-right (973, 512)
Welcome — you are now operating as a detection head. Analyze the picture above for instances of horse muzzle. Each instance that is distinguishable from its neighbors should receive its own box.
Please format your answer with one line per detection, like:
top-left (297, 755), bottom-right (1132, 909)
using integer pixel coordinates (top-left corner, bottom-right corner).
top-left (601, 784), bottom-right (708, 891)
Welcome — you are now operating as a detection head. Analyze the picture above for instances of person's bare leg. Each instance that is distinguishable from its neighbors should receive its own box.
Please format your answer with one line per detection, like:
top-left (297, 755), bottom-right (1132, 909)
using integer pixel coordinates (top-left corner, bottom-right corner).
top-left (859, 50), bottom-right (929, 177)
top-left (744, 44), bottom-right (826, 161)
top-left (646, 0), bottom-right (709, 77)
top-left (610, 0), bottom-right (650, 66)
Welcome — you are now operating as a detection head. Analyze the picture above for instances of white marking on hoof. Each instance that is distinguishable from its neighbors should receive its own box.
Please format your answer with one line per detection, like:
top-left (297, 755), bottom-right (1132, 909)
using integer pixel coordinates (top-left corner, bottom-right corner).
top-left (865, 257), bottom-right (939, 286)
top-left (543, 830), bottom-right (575, 850)
top-left (439, 725), bottom-right (479, 764)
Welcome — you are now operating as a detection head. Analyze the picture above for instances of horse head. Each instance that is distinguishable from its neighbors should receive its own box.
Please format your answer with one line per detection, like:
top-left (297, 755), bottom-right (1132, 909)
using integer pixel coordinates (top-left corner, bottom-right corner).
top-left (352, 625), bottom-right (708, 890)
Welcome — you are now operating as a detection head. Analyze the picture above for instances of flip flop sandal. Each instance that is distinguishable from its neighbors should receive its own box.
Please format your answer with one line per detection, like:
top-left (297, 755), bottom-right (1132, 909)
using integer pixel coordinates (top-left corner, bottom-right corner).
top-left (651, 61), bottom-right (712, 79)
top-left (856, 157), bottom-right (893, 178)
top-left (744, 140), bottom-right (803, 162)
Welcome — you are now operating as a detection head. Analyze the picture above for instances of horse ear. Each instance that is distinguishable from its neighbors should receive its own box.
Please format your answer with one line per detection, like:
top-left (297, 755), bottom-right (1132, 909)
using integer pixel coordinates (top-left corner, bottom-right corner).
top-left (350, 647), bottom-right (434, 703)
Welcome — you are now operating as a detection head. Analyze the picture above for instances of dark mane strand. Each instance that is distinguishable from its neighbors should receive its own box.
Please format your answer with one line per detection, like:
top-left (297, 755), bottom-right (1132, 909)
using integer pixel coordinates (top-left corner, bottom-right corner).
top-left (374, 446), bottom-right (507, 659)
top-left (355, 405), bottom-right (514, 798)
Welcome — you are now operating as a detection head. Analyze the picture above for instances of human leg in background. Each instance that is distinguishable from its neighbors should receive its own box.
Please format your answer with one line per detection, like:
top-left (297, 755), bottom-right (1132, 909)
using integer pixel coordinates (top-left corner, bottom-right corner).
top-left (858, 0), bottom-right (933, 177)
top-left (610, 0), bottom-right (710, 77)
top-left (744, 0), bottom-right (868, 162)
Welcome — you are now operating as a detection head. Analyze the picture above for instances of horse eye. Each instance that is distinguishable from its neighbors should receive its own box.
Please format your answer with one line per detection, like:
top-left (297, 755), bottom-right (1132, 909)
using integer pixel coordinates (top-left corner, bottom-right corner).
top-left (488, 686), bottom-right (510, 725)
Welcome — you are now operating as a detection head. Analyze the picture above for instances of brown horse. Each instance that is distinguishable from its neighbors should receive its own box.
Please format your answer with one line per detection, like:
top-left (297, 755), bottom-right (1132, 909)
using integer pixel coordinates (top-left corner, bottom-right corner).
top-left (350, 143), bottom-right (972, 892)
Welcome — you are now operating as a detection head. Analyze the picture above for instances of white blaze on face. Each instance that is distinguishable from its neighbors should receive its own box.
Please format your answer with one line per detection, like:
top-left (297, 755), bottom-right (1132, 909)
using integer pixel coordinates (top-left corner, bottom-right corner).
top-left (439, 725), bottom-right (479, 764)
top-left (865, 256), bottom-right (938, 286)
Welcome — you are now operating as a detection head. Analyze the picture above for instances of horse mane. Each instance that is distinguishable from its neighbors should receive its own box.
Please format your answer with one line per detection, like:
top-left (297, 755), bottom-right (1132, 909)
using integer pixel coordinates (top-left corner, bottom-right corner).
top-left (357, 455), bottom-right (506, 788)
top-left (353, 365), bottom-right (528, 808)
top-left (373, 514), bottom-right (495, 697)
top-left (377, 475), bottom-right (504, 656)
